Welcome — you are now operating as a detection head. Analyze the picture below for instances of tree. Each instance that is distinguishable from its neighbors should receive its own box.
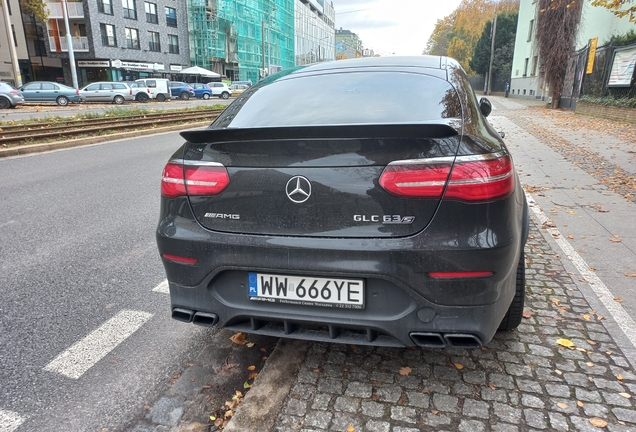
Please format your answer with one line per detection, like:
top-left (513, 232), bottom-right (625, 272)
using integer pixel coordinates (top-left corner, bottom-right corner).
top-left (591, 0), bottom-right (636, 21)
top-left (19, 0), bottom-right (48, 22)
top-left (469, 12), bottom-right (518, 86)
top-left (536, 0), bottom-right (583, 108)
top-left (424, 14), bottom-right (455, 56)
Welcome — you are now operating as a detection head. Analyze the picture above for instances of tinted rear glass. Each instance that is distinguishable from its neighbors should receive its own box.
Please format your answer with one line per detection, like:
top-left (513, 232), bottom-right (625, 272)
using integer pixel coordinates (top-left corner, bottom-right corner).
top-left (225, 72), bottom-right (461, 128)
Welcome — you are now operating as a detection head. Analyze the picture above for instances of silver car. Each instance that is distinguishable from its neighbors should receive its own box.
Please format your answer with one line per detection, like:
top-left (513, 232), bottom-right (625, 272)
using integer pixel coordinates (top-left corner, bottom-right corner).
top-left (79, 82), bottom-right (134, 104)
top-left (0, 82), bottom-right (25, 108)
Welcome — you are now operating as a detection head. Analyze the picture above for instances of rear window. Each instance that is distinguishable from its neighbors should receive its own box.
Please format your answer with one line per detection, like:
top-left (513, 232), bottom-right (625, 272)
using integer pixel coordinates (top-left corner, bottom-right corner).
top-left (224, 71), bottom-right (461, 128)
top-left (112, 84), bottom-right (127, 89)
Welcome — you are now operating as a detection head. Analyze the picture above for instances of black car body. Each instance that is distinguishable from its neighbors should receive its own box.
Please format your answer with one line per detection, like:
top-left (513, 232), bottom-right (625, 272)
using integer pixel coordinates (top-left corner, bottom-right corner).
top-left (157, 56), bottom-right (529, 348)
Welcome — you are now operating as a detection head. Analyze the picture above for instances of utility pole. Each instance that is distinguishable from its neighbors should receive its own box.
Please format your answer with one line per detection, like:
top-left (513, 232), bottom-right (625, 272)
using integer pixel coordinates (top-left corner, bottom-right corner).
top-left (261, 20), bottom-right (266, 76)
top-left (486, 1), bottom-right (498, 95)
top-left (61, 0), bottom-right (79, 88)
top-left (2, 0), bottom-right (22, 87)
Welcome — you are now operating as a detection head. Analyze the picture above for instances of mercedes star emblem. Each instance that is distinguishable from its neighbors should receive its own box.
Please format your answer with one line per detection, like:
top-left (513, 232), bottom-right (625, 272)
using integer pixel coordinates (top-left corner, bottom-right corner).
top-left (285, 175), bottom-right (312, 203)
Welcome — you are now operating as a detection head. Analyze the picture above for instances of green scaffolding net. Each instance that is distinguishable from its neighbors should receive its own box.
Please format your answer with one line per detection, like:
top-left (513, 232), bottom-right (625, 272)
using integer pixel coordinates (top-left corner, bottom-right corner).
top-left (188, 0), bottom-right (295, 83)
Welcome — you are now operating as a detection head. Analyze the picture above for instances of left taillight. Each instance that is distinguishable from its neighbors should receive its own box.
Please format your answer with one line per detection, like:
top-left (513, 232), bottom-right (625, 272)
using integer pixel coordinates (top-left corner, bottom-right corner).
top-left (75, 89), bottom-right (80, 95)
top-left (10, 90), bottom-right (19, 94)
top-left (161, 161), bottom-right (230, 198)
top-left (379, 153), bottom-right (514, 203)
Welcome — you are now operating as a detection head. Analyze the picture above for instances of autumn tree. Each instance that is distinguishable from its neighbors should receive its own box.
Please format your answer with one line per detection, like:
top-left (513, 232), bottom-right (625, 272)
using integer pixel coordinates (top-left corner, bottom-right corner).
top-left (591, 0), bottom-right (636, 21)
top-left (470, 12), bottom-right (518, 87)
top-left (424, 0), bottom-right (519, 75)
top-left (536, 0), bottom-right (583, 108)
top-left (19, 0), bottom-right (49, 22)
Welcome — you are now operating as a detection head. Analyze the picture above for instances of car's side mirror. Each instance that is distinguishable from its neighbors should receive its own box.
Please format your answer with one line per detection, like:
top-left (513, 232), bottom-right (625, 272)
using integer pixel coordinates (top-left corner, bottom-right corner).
top-left (498, 131), bottom-right (506, 139)
top-left (479, 97), bottom-right (492, 117)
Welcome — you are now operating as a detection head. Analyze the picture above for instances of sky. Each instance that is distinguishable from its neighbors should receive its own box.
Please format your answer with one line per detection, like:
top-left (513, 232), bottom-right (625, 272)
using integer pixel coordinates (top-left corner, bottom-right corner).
top-left (330, 0), bottom-right (465, 56)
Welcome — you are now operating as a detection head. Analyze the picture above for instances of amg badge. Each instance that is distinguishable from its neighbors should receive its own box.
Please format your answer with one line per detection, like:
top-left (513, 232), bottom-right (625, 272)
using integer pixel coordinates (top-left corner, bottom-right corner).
top-left (204, 213), bottom-right (240, 219)
top-left (353, 215), bottom-right (415, 224)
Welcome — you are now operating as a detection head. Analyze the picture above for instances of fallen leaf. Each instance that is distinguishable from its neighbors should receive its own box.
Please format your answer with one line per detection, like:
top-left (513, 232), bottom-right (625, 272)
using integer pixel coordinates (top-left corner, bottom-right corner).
top-left (522, 310), bottom-right (532, 319)
top-left (371, 394), bottom-right (380, 401)
top-left (589, 417), bottom-right (608, 428)
top-left (577, 401), bottom-right (585, 407)
top-left (487, 382), bottom-right (496, 390)
top-left (552, 298), bottom-right (561, 306)
top-left (606, 351), bottom-right (613, 355)
top-left (399, 366), bottom-right (412, 376)
top-left (243, 381), bottom-right (252, 389)
top-left (454, 363), bottom-right (464, 370)
top-left (597, 316), bottom-right (605, 321)
top-left (202, 385), bottom-right (212, 389)
top-left (210, 415), bottom-right (216, 421)
top-left (431, 410), bottom-right (440, 415)
top-left (587, 340), bottom-right (597, 345)
top-left (347, 426), bottom-right (355, 432)
top-left (246, 342), bottom-right (255, 348)
top-left (583, 314), bottom-right (591, 321)
top-left (555, 369), bottom-right (563, 375)
top-left (247, 365), bottom-right (256, 371)
top-left (625, 273), bottom-right (636, 277)
top-left (614, 297), bottom-right (624, 303)
top-left (557, 402), bottom-right (568, 409)
top-left (586, 362), bottom-right (594, 367)
top-left (610, 237), bottom-right (621, 243)
top-left (568, 235), bottom-right (575, 239)
top-left (230, 332), bottom-right (248, 345)
top-left (556, 338), bottom-right (575, 348)
top-left (248, 372), bottom-right (258, 380)
top-left (313, 369), bottom-right (320, 373)
top-left (619, 392), bottom-right (631, 399)
top-left (617, 374), bottom-right (624, 381)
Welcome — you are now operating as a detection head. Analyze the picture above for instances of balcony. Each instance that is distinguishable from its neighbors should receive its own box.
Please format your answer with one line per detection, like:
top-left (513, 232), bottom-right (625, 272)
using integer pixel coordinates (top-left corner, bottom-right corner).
top-left (49, 36), bottom-right (90, 52)
top-left (45, 1), bottom-right (84, 18)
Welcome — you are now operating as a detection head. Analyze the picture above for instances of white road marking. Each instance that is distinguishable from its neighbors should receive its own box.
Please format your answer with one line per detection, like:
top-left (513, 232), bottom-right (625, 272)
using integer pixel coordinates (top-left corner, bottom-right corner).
top-left (153, 279), bottom-right (169, 294)
top-left (44, 310), bottom-right (153, 379)
top-left (0, 409), bottom-right (25, 432)
top-left (526, 193), bottom-right (636, 350)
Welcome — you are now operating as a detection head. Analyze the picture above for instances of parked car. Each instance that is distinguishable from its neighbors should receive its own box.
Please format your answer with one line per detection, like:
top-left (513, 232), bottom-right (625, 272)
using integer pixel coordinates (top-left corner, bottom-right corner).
top-left (79, 82), bottom-right (134, 104)
top-left (136, 78), bottom-right (171, 102)
top-left (191, 83), bottom-right (212, 100)
top-left (0, 82), bottom-right (25, 108)
top-left (229, 84), bottom-right (249, 95)
top-left (19, 81), bottom-right (81, 106)
top-left (124, 81), bottom-right (153, 102)
top-left (157, 56), bottom-right (529, 349)
top-left (169, 81), bottom-right (195, 100)
top-left (208, 82), bottom-right (232, 99)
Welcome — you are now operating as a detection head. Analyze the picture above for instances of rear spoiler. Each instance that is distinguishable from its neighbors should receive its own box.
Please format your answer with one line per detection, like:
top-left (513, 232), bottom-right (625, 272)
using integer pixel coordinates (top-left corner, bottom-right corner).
top-left (180, 123), bottom-right (459, 144)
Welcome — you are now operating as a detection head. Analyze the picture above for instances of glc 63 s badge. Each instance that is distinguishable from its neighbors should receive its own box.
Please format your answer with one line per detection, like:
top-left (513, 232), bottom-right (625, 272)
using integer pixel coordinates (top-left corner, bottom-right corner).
top-left (353, 215), bottom-right (415, 224)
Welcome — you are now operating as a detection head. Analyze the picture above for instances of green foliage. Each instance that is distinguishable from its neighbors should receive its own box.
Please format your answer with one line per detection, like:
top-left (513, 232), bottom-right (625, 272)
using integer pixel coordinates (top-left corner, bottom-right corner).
top-left (579, 95), bottom-right (636, 107)
top-left (610, 29), bottom-right (636, 46)
top-left (19, 0), bottom-right (49, 22)
top-left (469, 12), bottom-right (519, 79)
top-left (424, 15), bottom-right (455, 56)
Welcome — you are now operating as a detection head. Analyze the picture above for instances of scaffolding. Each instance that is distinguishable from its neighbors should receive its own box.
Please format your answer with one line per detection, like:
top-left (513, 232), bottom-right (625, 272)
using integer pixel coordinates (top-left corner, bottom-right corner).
top-left (187, 0), bottom-right (295, 82)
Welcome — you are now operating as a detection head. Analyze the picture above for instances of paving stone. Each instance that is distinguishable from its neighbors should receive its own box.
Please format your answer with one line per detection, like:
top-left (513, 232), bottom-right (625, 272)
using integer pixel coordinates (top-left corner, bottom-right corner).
top-left (330, 413), bottom-right (361, 431)
top-left (612, 407), bottom-right (636, 424)
top-left (390, 406), bottom-right (417, 423)
top-left (422, 412), bottom-right (452, 427)
top-left (547, 411), bottom-right (569, 431)
top-left (582, 403), bottom-right (609, 417)
top-left (392, 427), bottom-right (420, 432)
top-left (360, 401), bottom-right (384, 418)
top-left (286, 399), bottom-right (308, 416)
top-left (303, 411), bottom-right (332, 428)
top-left (517, 379), bottom-right (543, 394)
top-left (373, 386), bottom-right (401, 403)
top-left (521, 394), bottom-right (545, 409)
top-left (462, 398), bottom-right (490, 419)
top-left (602, 391), bottom-right (634, 407)
top-left (570, 416), bottom-right (606, 432)
top-left (563, 372), bottom-right (591, 387)
top-left (481, 388), bottom-right (508, 403)
top-left (291, 383), bottom-right (315, 400)
top-left (432, 394), bottom-right (459, 413)
top-left (545, 383), bottom-right (571, 398)
top-left (493, 402), bottom-right (522, 423)
top-left (312, 394), bottom-right (331, 410)
top-left (490, 423), bottom-right (519, 432)
top-left (406, 391), bottom-right (429, 408)
top-left (489, 373), bottom-right (516, 390)
top-left (369, 371), bottom-right (394, 384)
top-left (458, 419), bottom-right (486, 432)
top-left (575, 388), bottom-right (603, 403)
top-left (424, 381), bottom-right (450, 394)
top-left (317, 378), bottom-right (343, 394)
top-left (364, 420), bottom-right (390, 432)
top-left (344, 382), bottom-right (372, 398)
top-left (524, 408), bottom-right (548, 429)
top-left (333, 396), bottom-right (358, 413)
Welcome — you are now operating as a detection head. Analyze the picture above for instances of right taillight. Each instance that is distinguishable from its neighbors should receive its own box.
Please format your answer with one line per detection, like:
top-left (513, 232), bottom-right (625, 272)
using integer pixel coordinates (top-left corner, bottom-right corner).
top-left (379, 153), bottom-right (514, 203)
top-left (161, 161), bottom-right (230, 198)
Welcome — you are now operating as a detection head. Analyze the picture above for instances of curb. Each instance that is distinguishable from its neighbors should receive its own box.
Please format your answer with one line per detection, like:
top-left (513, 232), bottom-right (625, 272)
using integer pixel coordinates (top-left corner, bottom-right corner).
top-left (0, 120), bottom-right (210, 158)
top-left (223, 339), bottom-right (310, 432)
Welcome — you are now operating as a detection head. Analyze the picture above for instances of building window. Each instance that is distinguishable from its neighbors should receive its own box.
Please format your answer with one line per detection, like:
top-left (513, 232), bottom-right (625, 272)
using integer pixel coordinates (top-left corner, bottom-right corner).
top-left (165, 7), bottom-right (177, 27)
top-left (531, 56), bottom-right (538, 76)
top-left (168, 34), bottom-right (178, 53)
top-left (145, 2), bottom-right (157, 23)
top-left (148, 31), bottom-right (160, 52)
top-left (11, 25), bottom-right (17, 47)
top-left (523, 58), bottom-right (529, 76)
top-left (527, 19), bottom-right (534, 41)
top-left (97, 0), bottom-right (112, 14)
top-left (125, 28), bottom-right (140, 49)
top-left (33, 39), bottom-right (46, 56)
top-left (100, 23), bottom-right (117, 46)
top-left (122, 0), bottom-right (136, 19)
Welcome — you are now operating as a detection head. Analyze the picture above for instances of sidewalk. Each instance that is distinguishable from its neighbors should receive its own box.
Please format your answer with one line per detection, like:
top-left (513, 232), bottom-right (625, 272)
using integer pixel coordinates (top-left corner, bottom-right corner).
top-left (220, 98), bottom-right (636, 431)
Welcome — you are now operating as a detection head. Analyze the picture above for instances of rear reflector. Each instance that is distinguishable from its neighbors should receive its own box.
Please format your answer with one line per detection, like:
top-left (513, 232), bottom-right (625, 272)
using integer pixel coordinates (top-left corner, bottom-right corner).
top-left (161, 161), bottom-right (230, 198)
top-left (429, 271), bottom-right (493, 279)
top-left (379, 153), bottom-right (514, 202)
top-left (162, 254), bottom-right (197, 264)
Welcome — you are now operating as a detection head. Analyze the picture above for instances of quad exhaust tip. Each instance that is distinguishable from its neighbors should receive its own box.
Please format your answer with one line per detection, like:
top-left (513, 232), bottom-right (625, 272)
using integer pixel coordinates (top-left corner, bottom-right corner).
top-left (410, 332), bottom-right (482, 349)
top-left (172, 309), bottom-right (219, 327)
top-left (172, 308), bottom-right (194, 323)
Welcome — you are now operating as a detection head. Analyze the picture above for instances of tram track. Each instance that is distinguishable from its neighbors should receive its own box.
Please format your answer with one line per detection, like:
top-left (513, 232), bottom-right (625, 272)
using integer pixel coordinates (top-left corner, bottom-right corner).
top-left (0, 109), bottom-right (223, 147)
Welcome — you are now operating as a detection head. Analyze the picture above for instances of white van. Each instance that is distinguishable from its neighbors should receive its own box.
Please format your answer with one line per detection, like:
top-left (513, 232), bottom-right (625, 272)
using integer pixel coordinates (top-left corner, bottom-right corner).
top-left (135, 78), bottom-right (171, 101)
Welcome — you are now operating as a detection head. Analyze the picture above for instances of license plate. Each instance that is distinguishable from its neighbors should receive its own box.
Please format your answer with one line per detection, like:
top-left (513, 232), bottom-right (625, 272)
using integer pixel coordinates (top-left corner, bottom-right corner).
top-left (248, 272), bottom-right (364, 309)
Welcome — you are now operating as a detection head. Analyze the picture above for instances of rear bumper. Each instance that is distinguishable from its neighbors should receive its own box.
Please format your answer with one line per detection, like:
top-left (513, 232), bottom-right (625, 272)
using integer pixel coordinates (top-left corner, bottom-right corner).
top-left (157, 195), bottom-right (526, 347)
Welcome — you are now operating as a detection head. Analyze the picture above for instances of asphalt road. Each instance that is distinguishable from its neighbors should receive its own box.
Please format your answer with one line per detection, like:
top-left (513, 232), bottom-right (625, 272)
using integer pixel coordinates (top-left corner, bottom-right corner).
top-left (0, 132), bottom-right (215, 431)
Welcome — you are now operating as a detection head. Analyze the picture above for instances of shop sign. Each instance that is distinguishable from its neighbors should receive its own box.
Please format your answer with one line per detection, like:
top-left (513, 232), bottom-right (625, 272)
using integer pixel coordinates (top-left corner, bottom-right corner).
top-left (111, 60), bottom-right (166, 71)
top-left (170, 65), bottom-right (183, 71)
top-left (78, 60), bottom-right (110, 67)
